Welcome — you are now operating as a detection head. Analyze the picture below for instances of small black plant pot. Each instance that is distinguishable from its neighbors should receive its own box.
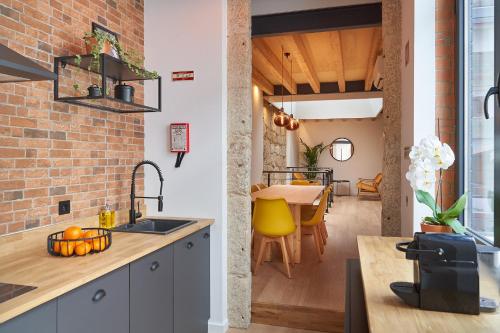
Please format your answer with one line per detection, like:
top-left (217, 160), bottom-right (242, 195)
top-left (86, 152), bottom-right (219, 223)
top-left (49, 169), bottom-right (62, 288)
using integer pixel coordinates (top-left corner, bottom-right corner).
top-left (114, 83), bottom-right (134, 103)
top-left (87, 84), bottom-right (101, 97)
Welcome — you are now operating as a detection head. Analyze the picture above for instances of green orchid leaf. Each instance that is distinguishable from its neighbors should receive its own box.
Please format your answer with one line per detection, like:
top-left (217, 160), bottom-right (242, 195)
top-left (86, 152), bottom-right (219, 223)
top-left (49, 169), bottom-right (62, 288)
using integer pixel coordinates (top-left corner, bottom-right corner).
top-left (415, 190), bottom-right (441, 215)
top-left (423, 216), bottom-right (439, 224)
top-left (445, 218), bottom-right (466, 234)
top-left (441, 193), bottom-right (467, 220)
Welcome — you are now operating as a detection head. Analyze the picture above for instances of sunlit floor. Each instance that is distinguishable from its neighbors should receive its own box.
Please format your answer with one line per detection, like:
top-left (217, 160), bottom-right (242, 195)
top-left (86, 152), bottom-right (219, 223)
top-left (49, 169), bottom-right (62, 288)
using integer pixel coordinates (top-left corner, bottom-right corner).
top-left (251, 196), bottom-right (381, 330)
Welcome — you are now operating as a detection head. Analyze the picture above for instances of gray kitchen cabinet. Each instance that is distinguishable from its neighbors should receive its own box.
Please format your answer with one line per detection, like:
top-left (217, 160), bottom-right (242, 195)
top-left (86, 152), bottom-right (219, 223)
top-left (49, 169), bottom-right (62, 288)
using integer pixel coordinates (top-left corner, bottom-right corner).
top-left (173, 227), bottom-right (210, 333)
top-left (0, 299), bottom-right (56, 333)
top-left (57, 265), bottom-right (129, 333)
top-left (130, 244), bottom-right (173, 333)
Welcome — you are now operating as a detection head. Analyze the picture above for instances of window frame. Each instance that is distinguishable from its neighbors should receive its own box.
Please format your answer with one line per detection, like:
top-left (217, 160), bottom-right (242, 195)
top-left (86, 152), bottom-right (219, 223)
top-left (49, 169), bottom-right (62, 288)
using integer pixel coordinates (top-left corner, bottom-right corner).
top-left (457, 0), bottom-right (500, 247)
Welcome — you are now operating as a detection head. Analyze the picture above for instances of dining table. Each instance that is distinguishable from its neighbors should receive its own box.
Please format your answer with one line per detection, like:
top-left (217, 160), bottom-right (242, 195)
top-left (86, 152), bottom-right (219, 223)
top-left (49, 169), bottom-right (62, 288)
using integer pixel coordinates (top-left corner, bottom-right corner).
top-left (251, 184), bottom-right (325, 264)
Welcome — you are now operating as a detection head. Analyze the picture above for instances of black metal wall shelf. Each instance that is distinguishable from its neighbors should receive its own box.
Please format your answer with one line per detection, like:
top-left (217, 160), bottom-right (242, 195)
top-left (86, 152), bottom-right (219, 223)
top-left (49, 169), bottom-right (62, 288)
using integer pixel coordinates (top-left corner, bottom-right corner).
top-left (53, 54), bottom-right (161, 114)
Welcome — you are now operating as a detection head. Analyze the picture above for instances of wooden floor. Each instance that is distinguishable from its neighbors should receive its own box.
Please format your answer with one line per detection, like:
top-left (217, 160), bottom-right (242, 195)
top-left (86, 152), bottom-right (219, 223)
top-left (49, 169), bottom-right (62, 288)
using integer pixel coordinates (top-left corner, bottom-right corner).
top-left (251, 196), bottom-right (381, 332)
top-left (227, 323), bottom-right (324, 333)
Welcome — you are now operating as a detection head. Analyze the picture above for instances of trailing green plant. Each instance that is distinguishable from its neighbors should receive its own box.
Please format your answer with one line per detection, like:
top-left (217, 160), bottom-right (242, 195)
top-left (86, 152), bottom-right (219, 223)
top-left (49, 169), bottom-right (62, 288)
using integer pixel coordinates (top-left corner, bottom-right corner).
top-left (71, 30), bottom-right (159, 94)
top-left (299, 138), bottom-right (327, 180)
top-left (83, 30), bottom-right (159, 79)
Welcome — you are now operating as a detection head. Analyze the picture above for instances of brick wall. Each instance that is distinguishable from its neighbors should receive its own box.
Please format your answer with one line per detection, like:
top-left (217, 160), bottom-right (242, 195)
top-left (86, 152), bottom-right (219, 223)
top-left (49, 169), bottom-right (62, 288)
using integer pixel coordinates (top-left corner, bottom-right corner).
top-left (0, 0), bottom-right (145, 234)
top-left (435, 0), bottom-right (456, 209)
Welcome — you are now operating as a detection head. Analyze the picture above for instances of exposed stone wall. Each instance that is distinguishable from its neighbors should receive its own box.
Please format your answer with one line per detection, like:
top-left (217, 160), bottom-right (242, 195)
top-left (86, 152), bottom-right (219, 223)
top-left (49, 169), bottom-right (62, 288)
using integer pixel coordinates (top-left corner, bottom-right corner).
top-left (227, 0), bottom-right (252, 328)
top-left (262, 103), bottom-right (287, 184)
top-left (381, 0), bottom-right (402, 236)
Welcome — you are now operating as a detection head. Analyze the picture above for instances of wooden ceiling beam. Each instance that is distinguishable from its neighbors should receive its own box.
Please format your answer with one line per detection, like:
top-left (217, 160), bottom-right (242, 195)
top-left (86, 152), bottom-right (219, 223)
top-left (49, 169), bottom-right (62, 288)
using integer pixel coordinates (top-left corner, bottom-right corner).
top-left (288, 34), bottom-right (321, 94)
top-left (329, 31), bottom-right (346, 93)
top-left (365, 28), bottom-right (382, 91)
top-left (252, 38), bottom-right (297, 94)
top-left (252, 68), bottom-right (274, 95)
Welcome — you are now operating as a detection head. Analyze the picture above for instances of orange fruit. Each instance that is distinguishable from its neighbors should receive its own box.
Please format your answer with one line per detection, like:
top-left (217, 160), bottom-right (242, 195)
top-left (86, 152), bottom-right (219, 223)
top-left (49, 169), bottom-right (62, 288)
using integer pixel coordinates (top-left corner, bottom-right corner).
top-left (75, 242), bottom-right (91, 256)
top-left (63, 226), bottom-right (83, 240)
top-left (73, 240), bottom-right (84, 247)
top-left (83, 230), bottom-right (98, 243)
top-left (60, 242), bottom-right (75, 257)
top-left (52, 240), bottom-right (61, 254)
top-left (92, 236), bottom-right (107, 251)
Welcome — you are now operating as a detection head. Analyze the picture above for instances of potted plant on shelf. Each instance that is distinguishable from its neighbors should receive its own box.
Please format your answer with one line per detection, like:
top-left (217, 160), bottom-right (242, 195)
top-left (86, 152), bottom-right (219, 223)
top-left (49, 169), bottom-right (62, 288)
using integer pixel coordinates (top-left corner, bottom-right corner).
top-left (405, 135), bottom-right (467, 234)
top-left (72, 29), bottom-right (159, 100)
top-left (300, 138), bottom-right (327, 180)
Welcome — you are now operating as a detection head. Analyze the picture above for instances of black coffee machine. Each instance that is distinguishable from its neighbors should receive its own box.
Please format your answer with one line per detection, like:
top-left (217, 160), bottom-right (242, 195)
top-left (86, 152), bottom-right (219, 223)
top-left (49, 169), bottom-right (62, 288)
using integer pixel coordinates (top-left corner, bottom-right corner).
top-left (391, 232), bottom-right (480, 315)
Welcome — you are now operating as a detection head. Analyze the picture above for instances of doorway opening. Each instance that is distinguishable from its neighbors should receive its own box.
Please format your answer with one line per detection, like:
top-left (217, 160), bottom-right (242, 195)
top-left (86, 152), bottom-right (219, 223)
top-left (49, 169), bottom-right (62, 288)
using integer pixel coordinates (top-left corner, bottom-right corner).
top-left (247, 3), bottom-right (389, 332)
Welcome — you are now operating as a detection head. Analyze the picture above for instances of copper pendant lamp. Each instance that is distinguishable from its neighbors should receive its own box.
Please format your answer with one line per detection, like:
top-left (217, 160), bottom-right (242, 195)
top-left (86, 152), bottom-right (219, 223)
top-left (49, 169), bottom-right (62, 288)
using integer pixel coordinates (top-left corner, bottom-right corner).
top-left (274, 48), bottom-right (290, 127)
top-left (286, 54), bottom-right (299, 131)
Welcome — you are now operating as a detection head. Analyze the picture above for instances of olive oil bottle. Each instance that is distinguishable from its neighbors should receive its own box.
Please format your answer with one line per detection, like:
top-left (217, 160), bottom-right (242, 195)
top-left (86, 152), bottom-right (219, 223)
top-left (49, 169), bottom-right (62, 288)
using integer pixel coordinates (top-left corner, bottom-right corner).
top-left (99, 201), bottom-right (115, 229)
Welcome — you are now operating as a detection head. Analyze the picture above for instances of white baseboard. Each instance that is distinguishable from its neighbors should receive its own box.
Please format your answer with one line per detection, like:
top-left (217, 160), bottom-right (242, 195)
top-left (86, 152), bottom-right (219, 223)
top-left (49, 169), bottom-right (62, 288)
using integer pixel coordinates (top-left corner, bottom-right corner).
top-left (208, 319), bottom-right (229, 333)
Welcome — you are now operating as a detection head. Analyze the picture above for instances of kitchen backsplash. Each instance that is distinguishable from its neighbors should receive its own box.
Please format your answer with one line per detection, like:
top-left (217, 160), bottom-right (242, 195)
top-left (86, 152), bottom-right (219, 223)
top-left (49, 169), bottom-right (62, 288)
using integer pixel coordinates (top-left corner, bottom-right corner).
top-left (0, 0), bottom-right (146, 234)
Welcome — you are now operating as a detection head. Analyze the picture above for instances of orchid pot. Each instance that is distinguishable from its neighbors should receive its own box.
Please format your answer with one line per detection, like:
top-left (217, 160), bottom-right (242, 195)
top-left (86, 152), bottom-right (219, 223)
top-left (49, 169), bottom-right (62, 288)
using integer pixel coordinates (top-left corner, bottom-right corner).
top-left (406, 135), bottom-right (467, 234)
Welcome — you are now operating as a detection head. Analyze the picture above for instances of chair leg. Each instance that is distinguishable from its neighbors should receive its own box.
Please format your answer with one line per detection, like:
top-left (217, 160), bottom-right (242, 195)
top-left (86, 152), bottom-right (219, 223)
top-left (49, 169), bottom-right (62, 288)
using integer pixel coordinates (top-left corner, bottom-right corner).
top-left (253, 236), bottom-right (268, 275)
top-left (284, 235), bottom-right (294, 267)
top-left (251, 228), bottom-right (255, 255)
top-left (320, 220), bottom-right (328, 244)
top-left (313, 226), bottom-right (323, 261)
top-left (279, 236), bottom-right (292, 279)
top-left (317, 225), bottom-right (325, 254)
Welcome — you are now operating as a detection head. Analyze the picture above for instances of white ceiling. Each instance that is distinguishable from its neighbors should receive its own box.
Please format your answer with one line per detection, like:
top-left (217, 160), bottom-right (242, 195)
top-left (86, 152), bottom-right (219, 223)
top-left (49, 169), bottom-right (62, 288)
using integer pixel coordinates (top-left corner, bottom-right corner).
top-left (272, 98), bottom-right (383, 119)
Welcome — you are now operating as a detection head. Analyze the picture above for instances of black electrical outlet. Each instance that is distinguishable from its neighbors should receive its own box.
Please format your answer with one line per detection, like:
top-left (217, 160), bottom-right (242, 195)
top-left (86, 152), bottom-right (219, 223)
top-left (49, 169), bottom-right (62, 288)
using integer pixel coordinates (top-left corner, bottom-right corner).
top-left (58, 200), bottom-right (70, 215)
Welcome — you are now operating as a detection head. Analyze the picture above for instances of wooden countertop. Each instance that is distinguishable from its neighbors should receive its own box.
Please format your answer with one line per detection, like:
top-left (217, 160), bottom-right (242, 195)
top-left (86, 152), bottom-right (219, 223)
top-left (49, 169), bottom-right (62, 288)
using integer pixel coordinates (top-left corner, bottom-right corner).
top-left (358, 236), bottom-right (500, 333)
top-left (0, 216), bottom-right (213, 324)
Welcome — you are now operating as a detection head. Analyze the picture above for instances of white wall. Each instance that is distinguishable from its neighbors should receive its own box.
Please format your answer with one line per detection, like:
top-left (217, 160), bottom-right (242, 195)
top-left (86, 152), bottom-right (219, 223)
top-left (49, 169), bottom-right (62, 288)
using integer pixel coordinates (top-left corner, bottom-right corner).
top-left (299, 118), bottom-right (384, 194)
top-left (287, 130), bottom-right (299, 167)
top-left (251, 85), bottom-right (264, 184)
top-left (400, 0), bottom-right (436, 236)
top-left (144, 1), bottom-right (227, 332)
top-left (252, 0), bottom-right (381, 16)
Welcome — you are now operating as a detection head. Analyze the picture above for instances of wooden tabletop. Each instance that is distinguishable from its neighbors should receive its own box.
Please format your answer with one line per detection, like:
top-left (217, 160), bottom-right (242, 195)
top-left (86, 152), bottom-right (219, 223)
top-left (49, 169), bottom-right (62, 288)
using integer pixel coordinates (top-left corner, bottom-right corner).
top-left (358, 236), bottom-right (500, 333)
top-left (251, 185), bottom-right (324, 205)
top-left (0, 215), bottom-right (213, 324)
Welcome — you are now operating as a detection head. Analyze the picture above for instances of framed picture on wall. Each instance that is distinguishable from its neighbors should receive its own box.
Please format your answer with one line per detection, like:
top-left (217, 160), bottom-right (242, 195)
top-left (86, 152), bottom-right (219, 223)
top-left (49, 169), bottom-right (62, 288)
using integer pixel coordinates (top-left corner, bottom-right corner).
top-left (91, 22), bottom-right (120, 59)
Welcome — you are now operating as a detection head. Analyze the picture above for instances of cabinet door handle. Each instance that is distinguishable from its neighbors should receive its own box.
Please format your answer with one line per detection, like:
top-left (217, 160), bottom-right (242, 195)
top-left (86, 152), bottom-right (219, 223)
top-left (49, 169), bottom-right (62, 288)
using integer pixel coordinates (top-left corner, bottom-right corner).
top-left (186, 241), bottom-right (194, 249)
top-left (92, 289), bottom-right (106, 303)
top-left (150, 261), bottom-right (160, 271)
top-left (203, 233), bottom-right (210, 239)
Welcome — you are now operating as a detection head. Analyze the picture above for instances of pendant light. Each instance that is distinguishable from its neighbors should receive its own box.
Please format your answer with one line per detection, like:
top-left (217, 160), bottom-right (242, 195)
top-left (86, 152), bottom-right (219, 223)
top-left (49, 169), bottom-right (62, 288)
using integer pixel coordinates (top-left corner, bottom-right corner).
top-left (286, 54), bottom-right (299, 131)
top-left (274, 48), bottom-right (290, 127)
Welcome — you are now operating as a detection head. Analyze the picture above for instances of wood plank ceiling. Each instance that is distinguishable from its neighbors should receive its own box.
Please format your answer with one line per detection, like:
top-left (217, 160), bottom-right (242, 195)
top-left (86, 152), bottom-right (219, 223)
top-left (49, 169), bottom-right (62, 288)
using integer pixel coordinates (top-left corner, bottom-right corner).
top-left (252, 27), bottom-right (382, 96)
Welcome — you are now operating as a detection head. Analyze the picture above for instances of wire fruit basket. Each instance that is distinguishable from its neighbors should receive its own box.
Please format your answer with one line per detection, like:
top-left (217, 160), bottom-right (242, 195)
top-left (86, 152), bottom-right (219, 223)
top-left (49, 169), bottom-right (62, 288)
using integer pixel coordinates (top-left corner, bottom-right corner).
top-left (47, 228), bottom-right (112, 257)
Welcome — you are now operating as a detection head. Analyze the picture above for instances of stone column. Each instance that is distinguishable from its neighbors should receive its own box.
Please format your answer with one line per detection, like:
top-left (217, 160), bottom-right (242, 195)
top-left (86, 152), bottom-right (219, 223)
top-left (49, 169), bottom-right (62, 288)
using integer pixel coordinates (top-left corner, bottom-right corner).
top-left (227, 0), bottom-right (252, 328)
top-left (263, 104), bottom-right (287, 184)
top-left (381, 0), bottom-right (402, 236)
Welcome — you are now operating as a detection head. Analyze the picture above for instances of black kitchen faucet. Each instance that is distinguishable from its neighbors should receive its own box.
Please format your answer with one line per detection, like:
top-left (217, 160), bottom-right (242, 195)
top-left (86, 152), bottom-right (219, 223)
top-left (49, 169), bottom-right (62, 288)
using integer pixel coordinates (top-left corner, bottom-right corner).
top-left (130, 160), bottom-right (164, 224)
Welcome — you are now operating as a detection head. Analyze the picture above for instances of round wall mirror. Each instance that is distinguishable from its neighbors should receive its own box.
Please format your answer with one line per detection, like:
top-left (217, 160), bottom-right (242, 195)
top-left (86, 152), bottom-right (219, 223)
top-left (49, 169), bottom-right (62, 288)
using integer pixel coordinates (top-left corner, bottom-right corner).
top-left (329, 138), bottom-right (354, 162)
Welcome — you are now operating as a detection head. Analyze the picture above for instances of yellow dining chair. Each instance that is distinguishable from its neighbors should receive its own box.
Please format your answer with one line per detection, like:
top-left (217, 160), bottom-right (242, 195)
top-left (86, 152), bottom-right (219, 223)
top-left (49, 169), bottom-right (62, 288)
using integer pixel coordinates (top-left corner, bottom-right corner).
top-left (291, 179), bottom-right (322, 186)
top-left (251, 184), bottom-right (260, 193)
top-left (301, 190), bottom-right (329, 262)
top-left (301, 187), bottom-right (331, 245)
top-left (293, 172), bottom-right (306, 180)
top-left (253, 198), bottom-right (296, 278)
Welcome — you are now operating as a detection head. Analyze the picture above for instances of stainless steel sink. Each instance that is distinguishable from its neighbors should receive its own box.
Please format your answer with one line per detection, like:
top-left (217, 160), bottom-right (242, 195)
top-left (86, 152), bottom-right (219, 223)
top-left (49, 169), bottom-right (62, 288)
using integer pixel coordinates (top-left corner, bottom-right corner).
top-left (113, 219), bottom-right (196, 235)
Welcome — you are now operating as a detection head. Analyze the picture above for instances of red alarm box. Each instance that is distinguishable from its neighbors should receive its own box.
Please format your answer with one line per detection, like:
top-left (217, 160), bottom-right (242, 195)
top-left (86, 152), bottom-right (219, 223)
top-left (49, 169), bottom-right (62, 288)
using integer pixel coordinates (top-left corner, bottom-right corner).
top-left (170, 123), bottom-right (190, 153)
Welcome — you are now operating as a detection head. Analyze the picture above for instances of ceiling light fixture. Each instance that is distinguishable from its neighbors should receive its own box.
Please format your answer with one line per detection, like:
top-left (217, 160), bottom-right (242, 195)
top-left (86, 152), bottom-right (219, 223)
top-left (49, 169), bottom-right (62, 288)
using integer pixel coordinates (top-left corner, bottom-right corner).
top-left (286, 53), bottom-right (299, 131)
top-left (274, 47), bottom-right (290, 127)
